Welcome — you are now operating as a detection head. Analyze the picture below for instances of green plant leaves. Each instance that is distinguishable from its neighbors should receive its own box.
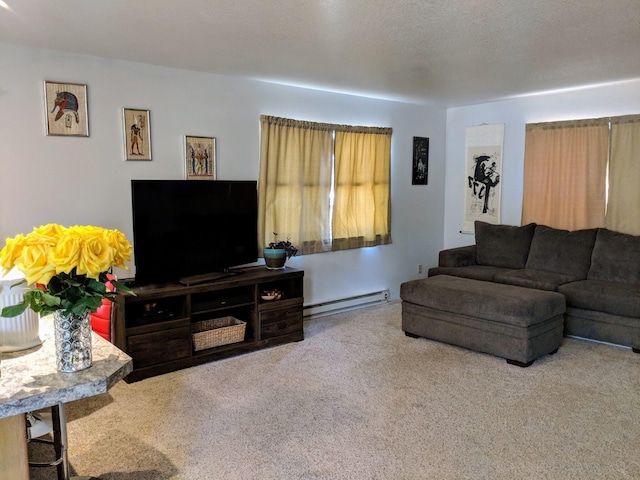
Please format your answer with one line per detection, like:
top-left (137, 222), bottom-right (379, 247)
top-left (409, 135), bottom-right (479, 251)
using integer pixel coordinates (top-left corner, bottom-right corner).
top-left (0, 270), bottom-right (136, 318)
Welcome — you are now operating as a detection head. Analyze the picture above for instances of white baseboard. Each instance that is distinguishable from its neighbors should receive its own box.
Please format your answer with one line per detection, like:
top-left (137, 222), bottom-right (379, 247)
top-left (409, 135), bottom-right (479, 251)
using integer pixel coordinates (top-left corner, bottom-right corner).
top-left (303, 290), bottom-right (389, 318)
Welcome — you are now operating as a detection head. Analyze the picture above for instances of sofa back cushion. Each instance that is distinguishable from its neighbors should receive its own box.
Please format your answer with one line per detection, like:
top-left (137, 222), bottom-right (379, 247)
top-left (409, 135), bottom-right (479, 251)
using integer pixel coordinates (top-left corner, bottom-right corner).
top-left (525, 225), bottom-right (597, 278)
top-left (588, 228), bottom-right (640, 283)
top-left (475, 221), bottom-right (536, 269)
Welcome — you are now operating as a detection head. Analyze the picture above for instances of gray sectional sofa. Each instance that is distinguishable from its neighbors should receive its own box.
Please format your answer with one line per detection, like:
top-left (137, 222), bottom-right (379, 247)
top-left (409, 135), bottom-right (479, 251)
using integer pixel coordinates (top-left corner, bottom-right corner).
top-left (426, 221), bottom-right (640, 352)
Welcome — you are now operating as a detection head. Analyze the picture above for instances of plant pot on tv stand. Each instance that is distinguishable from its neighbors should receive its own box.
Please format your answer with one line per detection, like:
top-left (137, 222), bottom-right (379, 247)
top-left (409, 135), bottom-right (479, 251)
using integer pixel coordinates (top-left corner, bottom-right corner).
top-left (263, 248), bottom-right (287, 270)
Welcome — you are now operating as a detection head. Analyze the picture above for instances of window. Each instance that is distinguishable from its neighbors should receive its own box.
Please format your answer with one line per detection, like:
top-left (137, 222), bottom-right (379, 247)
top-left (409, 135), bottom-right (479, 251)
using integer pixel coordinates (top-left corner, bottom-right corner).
top-left (258, 115), bottom-right (392, 254)
top-left (522, 119), bottom-right (608, 230)
top-left (522, 114), bottom-right (640, 235)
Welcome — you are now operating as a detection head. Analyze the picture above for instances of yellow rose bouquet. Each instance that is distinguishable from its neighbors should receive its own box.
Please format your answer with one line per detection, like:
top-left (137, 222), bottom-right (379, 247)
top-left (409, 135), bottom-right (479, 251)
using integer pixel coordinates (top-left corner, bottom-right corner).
top-left (0, 224), bottom-right (136, 318)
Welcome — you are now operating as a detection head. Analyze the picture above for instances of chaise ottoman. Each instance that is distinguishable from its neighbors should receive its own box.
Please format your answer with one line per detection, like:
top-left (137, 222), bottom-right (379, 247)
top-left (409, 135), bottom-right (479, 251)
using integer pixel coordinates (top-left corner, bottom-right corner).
top-left (400, 275), bottom-right (566, 366)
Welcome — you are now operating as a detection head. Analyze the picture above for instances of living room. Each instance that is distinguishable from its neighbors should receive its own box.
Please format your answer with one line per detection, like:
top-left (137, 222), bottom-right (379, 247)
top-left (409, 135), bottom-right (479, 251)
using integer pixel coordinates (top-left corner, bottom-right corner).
top-left (1, 1), bottom-right (640, 478)
top-left (2, 4), bottom-right (640, 308)
top-left (4, 59), bottom-right (640, 310)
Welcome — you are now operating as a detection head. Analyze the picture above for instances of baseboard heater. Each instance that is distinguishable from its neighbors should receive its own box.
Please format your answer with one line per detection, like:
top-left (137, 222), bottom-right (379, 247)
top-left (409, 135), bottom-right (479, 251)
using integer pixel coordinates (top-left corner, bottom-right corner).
top-left (303, 289), bottom-right (390, 318)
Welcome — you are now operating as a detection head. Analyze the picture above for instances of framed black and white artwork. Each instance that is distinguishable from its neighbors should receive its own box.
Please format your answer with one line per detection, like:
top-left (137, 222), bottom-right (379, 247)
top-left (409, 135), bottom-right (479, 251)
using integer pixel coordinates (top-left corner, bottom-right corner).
top-left (412, 136), bottom-right (429, 185)
top-left (463, 124), bottom-right (504, 232)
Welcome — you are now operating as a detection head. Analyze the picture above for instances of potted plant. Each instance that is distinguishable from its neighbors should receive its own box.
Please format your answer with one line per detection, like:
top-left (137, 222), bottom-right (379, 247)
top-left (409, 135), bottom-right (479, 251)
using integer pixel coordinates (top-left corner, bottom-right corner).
top-left (263, 233), bottom-right (298, 270)
top-left (0, 224), bottom-right (135, 372)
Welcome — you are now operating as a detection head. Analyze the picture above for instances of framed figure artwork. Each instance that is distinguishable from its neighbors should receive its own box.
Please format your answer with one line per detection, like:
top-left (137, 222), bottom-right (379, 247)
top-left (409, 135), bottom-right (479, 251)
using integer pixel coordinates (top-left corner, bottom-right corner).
top-left (412, 136), bottom-right (429, 185)
top-left (123, 108), bottom-right (152, 160)
top-left (185, 136), bottom-right (216, 180)
top-left (44, 81), bottom-right (89, 136)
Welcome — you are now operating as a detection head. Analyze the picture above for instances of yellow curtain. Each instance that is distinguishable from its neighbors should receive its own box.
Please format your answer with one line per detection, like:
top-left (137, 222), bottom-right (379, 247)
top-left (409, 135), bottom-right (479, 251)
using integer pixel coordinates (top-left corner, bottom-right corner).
top-left (333, 127), bottom-right (392, 250)
top-left (607, 115), bottom-right (640, 235)
top-left (258, 116), bottom-right (333, 254)
top-left (522, 119), bottom-right (609, 230)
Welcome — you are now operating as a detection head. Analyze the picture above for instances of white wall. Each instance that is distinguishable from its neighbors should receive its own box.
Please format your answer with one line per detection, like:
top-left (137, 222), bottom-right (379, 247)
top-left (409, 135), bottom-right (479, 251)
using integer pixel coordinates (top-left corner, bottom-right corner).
top-left (0, 43), bottom-right (446, 304)
top-left (444, 79), bottom-right (640, 248)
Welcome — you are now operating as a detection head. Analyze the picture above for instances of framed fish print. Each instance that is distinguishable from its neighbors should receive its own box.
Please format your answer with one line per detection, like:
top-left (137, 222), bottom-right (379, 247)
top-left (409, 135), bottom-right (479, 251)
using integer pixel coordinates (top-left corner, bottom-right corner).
top-left (185, 136), bottom-right (216, 180)
top-left (123, 108), bottom-right (152, 161)
top-left (44, 81), bottom-right (89, 136)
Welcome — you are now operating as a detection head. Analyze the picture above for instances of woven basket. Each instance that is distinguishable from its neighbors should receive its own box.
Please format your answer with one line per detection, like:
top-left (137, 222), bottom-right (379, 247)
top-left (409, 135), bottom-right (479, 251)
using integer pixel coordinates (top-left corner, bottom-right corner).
top-left (192, 316), bottom-right (246, 351)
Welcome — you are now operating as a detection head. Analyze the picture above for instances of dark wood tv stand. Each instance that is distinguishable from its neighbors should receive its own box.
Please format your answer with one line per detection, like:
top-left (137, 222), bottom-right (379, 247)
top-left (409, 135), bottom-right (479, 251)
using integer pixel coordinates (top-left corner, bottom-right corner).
top-left (113, 266), bottom-right (304, 382)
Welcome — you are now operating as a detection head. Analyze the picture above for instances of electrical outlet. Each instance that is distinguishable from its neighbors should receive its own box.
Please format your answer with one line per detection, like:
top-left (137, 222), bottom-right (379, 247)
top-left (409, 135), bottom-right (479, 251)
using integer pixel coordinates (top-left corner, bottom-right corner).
top-left (417, 264), bottom-right (423, 274)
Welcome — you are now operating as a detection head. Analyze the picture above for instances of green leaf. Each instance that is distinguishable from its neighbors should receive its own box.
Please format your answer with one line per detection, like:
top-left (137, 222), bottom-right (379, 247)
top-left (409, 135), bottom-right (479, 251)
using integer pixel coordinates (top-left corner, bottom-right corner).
top-left (23, 289), bottom-right (43, 307)
top-left (71, 303), bottom-right (91, 316)
top-left (40, 305), bottom-right (60, 317)
top-left (9, 279), bottom-right (27, 289)
top-left (111, 280), bottom-right (136, 297)
top-left (1, 303), bottom-right (29, 317)
top-left (41, 293), bottom-right (61, 307)
top-left (87, 277), bottom-right (106, 294)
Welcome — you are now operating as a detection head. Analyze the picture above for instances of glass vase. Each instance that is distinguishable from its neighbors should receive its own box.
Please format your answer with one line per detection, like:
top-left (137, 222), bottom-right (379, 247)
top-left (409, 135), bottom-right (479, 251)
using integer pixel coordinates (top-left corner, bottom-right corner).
top-left (53, 309), bottom-right (93, 372)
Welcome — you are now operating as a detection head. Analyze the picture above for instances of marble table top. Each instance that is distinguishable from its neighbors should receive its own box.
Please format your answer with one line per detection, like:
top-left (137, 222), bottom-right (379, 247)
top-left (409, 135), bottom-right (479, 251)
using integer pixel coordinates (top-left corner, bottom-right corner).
top-left (0, 316), bottom-right (132, 418)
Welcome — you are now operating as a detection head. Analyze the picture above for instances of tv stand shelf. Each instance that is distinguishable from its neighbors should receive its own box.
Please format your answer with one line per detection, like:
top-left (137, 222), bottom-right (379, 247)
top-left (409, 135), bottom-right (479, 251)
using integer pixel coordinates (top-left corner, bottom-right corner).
top-left (114, 266), bottom-right (304, 382)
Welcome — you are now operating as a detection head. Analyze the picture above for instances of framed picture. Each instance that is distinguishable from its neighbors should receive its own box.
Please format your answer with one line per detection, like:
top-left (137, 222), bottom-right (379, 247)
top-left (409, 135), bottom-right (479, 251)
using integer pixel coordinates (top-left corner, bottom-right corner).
top-left (44, 81), bottom-right (89, 136)
top-left (185, 136), bottom-right (216, 180)
top-left (123, 108), bottom-right (152, 161)
top-left (412, 136), bottom-right (429, 185)
top-left (463, 124), bottom-right (504, 232)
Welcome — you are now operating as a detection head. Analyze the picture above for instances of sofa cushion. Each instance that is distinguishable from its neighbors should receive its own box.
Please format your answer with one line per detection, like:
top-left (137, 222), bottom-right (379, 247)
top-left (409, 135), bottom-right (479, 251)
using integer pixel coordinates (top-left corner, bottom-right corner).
top-left (475, 221), bottom-right (536, 269)
top-left (494, 268), bottom-right (582, 292)
top-left (558, 280), bottom-right (640, 318)
top-left (564, 307), bottom-right (639, 348)
top-left (525, 225), bottom-right (597, 278)
top-left (438, 245), bottom-right (477, 267)
top-left (588, 228), bottom-right (640, 283)
top-left (428, 265), bottom-right (512, 282)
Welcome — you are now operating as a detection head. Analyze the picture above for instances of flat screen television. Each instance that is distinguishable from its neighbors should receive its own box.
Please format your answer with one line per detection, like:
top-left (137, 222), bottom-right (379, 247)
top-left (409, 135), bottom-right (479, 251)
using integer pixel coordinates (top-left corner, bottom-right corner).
top-left (131, 179), bottom-right (258, 286)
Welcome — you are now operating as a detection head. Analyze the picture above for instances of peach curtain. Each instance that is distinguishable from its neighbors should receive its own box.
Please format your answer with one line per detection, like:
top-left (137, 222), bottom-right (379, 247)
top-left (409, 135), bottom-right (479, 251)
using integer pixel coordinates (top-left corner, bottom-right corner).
top-left (258, 116), bottom-right (333, 254)
top-left (607, 115), bottom-right (640, 235)
top-left (522, 119), bottom-right (609, 230)
top-left (333, 127), bottom-right (392, 250)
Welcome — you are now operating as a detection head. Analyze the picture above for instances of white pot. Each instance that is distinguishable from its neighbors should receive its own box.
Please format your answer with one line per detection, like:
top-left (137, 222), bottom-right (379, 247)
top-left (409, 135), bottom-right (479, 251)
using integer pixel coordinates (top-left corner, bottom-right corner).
top-left (0, 268), bottom-right (42, 352)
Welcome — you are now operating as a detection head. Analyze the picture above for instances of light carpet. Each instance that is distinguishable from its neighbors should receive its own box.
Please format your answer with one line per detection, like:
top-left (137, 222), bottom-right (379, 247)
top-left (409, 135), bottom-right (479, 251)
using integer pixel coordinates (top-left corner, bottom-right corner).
top-left (30, 301), bottom-right (640, 479)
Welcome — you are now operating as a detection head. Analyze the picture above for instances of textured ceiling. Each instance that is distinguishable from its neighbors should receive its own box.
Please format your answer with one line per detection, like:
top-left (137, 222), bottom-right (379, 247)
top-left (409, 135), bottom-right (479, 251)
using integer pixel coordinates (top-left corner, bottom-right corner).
top-left (2, 0), bottom-right (640, 106)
